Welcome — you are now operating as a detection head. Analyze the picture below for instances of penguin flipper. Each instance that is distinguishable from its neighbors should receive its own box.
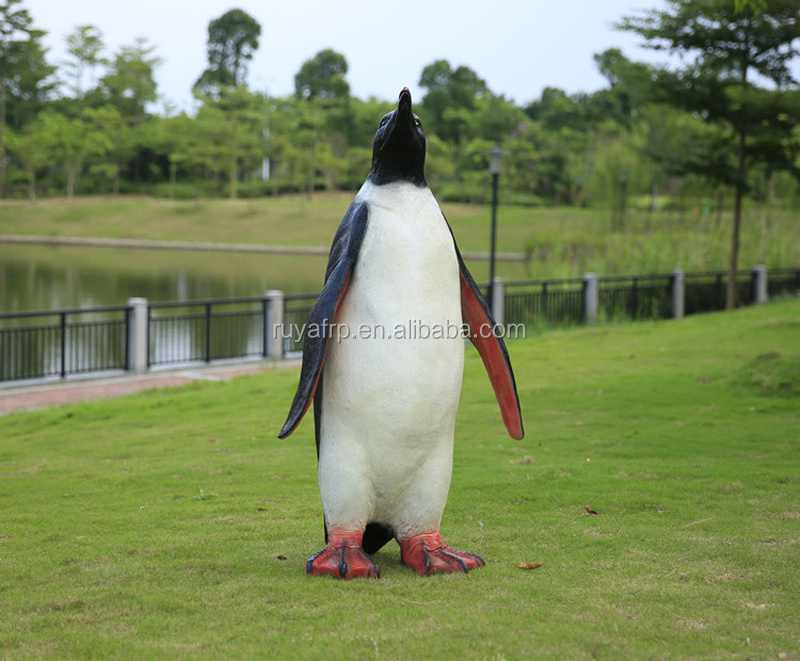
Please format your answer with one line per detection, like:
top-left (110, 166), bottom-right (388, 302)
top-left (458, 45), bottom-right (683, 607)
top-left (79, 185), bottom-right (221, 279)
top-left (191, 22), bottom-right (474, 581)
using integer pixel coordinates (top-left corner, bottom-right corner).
top-left (457, 253), bottom-right (525, 440)
top-left (277, 201), bottom-right (370, 439)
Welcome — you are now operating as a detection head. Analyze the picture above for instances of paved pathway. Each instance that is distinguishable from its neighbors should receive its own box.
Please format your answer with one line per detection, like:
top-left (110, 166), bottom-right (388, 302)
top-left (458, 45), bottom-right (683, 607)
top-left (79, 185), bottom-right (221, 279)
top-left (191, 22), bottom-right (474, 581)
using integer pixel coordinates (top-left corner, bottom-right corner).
top-left (0, 361), bottom-right (301, 415)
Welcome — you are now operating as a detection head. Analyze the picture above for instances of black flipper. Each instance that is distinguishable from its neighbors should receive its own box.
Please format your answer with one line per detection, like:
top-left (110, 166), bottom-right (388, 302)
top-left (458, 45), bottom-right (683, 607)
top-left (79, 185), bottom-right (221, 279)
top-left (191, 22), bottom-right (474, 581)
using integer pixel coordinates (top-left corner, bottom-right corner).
top-left (277, 200), bottom-right (370, 440)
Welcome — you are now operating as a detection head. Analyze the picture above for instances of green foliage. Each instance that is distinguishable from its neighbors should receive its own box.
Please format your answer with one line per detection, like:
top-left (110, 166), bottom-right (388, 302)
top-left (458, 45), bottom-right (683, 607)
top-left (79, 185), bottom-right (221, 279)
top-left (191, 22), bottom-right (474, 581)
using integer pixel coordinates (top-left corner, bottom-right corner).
top-left (5, 115), bottom-right (53, 200)
top-left (193, 8), bottom-right (261, 95)
top-left (616, 0), bottom-right (800, 307)
top-left (63, 25), bottom-right (106, 100)
top-left (1, 300), bottom-right (798, 659)
top-left (38, 109), bottom-right (112, 198)
top-left (294, 49), bottom-right (350, 101)
top-left (1, 2), bottom-right (799, 214)
top-left (101, 37), bottom-right (161, 123)
top-left (191, 88), bottom-right (266, 199)
top-left (616, 1), bottom-right (800, 185)
top-left (419, 59), bottom-right (489, 143)
top-left (0, 28), bottom-right (55, 130)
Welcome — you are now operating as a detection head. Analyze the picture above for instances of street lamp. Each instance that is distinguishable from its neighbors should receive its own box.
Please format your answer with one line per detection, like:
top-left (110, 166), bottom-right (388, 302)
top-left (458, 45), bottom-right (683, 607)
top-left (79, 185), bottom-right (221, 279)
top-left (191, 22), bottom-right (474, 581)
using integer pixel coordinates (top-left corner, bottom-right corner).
top-left (487, 145), bottom-right (504, 314)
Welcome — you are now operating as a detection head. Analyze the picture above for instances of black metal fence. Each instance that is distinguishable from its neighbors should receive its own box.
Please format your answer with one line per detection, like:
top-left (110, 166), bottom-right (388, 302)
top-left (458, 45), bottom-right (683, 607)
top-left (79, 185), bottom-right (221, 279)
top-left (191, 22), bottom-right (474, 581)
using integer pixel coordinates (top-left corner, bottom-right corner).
top-left (0, 306), bottom-right (129, 382)
top-left (504, 279), bottom-right (585, 327)
top-left (1, 267), bottom-right (798, 384)
top-left (147, 297), bottom-right (270, 368)
top-left (768, 267), bottom-right (800, 299)
top-left (599, 274), bottom-right (674, 321)
top-left (283, 293), bottom-right (317, 355)
top-left (683, 270), bottom-right (756, 316)
top-left (500, 269), bottom-right (794, 328)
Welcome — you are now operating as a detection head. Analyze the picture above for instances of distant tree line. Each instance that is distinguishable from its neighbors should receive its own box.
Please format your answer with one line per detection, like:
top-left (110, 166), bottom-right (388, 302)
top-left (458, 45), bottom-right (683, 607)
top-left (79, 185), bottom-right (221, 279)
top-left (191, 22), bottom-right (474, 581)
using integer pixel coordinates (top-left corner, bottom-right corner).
top-left (0, 1), bottom-right (797, 202)
top-left (1, 0), bottom-right (799, 303)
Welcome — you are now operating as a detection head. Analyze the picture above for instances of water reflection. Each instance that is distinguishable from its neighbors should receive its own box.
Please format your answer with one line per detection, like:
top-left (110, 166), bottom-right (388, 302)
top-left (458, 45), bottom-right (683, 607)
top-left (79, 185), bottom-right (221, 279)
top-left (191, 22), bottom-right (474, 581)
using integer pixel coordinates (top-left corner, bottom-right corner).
top-left (0, 243), bottom-right (327, 312)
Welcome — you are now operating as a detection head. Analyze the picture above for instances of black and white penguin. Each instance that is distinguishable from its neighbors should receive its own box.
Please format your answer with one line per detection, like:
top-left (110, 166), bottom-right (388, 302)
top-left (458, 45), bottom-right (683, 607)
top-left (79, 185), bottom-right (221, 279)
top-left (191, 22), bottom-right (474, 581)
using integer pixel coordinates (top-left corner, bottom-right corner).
top-left (278, 88), bottom-right (524, 579)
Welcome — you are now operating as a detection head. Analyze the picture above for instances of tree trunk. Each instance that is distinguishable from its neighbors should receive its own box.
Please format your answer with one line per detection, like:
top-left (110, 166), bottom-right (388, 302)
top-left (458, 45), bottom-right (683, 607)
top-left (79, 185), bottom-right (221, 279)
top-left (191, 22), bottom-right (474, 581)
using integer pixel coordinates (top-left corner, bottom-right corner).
top-left (28, 168), bottom-right (36, 202)
top-left (169, 160), bottom-right (177, 200)
top-left (67, 167), bottom-right (78, 201)
top-left (271, 159), bottom-right (279, 197)
top-left (726, 129), bottom-right (746, 310)
top-left (727, 185), bottom-right (742, 309)
top-left (113, 161), bottom-right (121, 195)
top-left (229, 154), bottom-right (237, 200)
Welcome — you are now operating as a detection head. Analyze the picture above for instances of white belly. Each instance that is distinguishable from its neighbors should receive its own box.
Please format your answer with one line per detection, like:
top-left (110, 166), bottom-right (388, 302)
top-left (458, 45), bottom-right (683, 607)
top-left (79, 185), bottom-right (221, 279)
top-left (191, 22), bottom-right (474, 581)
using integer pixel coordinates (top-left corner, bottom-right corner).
top-left (318, 181), bottom-right (464, 538)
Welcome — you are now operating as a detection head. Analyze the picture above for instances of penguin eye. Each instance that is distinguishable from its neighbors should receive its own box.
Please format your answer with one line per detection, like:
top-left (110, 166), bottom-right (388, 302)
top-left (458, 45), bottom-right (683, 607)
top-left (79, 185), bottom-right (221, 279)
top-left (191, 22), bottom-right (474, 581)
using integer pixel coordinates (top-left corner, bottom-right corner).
top-left (415, 118), bottom-right (422, 129)
top-left (379, 114), bottom-right (391, 128)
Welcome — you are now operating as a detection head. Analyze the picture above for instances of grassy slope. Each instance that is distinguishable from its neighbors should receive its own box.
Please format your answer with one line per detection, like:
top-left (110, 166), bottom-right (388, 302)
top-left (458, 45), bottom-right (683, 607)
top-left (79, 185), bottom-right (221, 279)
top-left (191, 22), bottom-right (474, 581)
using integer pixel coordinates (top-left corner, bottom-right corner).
top-left (1, 299), bottom-right (798, 659)
top-left (1, 195), bottom-right (798, 280)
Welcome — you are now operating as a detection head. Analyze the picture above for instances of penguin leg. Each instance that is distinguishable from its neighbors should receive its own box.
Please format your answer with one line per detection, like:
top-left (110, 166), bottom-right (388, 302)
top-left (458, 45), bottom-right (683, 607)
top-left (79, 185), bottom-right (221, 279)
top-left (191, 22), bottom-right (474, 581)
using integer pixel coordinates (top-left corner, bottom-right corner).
top-left (399, 531), bottom-right (485, 576)
top-left (305, 528), bottom-right (381, 579)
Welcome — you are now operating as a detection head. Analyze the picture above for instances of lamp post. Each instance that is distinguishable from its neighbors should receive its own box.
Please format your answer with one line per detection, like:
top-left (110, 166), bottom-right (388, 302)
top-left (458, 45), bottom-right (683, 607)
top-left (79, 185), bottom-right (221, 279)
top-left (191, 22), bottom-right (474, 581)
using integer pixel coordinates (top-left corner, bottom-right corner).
top-left (487, 145), bottom-right (504, 314)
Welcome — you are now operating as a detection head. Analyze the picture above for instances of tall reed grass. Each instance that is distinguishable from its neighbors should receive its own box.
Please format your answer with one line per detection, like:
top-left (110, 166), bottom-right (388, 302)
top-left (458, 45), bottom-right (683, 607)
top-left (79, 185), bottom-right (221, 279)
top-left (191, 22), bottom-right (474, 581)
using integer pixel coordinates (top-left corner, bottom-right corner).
top-left (519, 206), bottom-right (800, 280)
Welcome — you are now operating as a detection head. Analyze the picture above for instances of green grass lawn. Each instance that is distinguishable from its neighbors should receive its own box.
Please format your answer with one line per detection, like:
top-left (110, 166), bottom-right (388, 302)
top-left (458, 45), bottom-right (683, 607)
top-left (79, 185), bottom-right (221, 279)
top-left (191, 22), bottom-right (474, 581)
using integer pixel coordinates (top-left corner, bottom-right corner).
top-left (1, 299), bottom-right (799, 660)
top-left (1, 194), bottom-right (798, 280)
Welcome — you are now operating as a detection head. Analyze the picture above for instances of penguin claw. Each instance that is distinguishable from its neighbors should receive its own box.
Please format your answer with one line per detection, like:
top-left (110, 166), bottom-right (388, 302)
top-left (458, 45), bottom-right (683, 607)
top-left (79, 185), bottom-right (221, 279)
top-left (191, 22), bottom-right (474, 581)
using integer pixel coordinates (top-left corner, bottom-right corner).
top-left (305, 530), bottom-right (380, 579)
top-left (399, 531), bottom-right (485, 576)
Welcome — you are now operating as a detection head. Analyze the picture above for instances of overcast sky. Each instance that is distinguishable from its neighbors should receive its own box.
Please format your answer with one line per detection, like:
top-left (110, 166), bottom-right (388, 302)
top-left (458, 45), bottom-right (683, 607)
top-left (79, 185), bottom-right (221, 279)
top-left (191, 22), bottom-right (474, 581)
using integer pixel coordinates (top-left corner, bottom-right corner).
top-left (23, 0), bottom-right (689, 112)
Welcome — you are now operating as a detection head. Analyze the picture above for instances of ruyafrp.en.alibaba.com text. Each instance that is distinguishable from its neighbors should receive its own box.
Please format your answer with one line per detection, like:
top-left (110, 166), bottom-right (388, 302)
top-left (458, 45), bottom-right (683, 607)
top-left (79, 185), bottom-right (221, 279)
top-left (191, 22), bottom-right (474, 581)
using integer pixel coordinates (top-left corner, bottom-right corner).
top-left (275, 320), bottom-right (526, 343)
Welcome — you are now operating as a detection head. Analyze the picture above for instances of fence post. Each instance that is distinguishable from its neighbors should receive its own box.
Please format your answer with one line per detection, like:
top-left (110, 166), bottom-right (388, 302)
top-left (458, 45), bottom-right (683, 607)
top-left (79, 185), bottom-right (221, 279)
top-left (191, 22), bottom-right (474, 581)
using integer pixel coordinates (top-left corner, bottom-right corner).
top-left (583, 273), bottom-right (599, 324)
top-left (672, 268), bottom-right (685, 319)
top-left (264, 290), bottom-right (285, 360)
top-left (127, 297), bottom-right (149, 373)
top-left (59, 312), bottom-right (68, 378)
top-left (491, 276), bottom-right (505, 327)
top-left (753, 265), bottom-right (768, 304)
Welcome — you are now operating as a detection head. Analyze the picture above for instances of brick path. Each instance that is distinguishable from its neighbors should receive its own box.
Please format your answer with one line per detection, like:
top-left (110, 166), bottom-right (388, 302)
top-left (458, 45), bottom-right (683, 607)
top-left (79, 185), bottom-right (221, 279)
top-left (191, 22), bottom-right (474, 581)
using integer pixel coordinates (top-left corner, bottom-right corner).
top-left (0, 361), bottom-right (301, 415)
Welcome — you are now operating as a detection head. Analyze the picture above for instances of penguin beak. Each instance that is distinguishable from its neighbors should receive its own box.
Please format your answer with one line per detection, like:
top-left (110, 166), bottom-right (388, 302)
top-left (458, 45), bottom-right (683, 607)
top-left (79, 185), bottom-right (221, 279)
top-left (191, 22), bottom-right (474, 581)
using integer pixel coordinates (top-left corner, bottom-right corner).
top-left (398, 87), bottom-right (412, 116)
top-left (369, 87), bottom-right (426, 183)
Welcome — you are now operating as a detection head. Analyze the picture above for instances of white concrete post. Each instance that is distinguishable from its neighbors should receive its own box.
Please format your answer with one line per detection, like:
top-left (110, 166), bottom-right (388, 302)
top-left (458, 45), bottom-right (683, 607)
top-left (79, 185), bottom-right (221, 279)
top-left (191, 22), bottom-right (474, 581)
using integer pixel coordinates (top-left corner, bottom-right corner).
top-left (754, 265), bottom-right (768, 305)
top-left (672, 268), bottom-right (685, 319)
top-left (264, 290), bottom-right (285, 360)
top-left (491, 276), bottom-right (505, 328)
top-left (584, 273), bottom-right (599, 324)
top-left (127, 297), bottom-right (149, 373)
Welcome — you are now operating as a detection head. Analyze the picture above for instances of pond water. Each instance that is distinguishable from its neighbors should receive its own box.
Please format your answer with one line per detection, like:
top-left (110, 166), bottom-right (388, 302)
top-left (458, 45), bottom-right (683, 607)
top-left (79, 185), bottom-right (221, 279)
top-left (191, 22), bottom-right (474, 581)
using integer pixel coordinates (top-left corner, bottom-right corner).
top-left (0, 241), bottom-right (516, 314)
top-left (0, 243), bottom-right (329, 313)
top-left (0, 240), bottom-right (520, 380)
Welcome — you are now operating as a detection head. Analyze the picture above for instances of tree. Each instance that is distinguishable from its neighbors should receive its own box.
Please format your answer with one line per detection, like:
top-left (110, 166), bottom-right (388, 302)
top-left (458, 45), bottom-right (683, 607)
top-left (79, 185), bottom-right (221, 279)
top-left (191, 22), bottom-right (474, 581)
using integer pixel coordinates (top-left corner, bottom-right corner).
top-left (617, 0), bottom-right (800, 308)
top-left (101, 38), bottom-right (161, 123)
top-left (193, 8), bottom-right (261, 95)
top-left (286, 97), bottom-right (328, 197)
top-left (45, 109), bottom-right (111, 199)
top-left (1, 0), bottom-right (41, 195)
top-left (593, 48), bottom-right (653, 127)
top-left (6, 117), bottom-right (54, 200)
top-left (294, 49), bottom-right (350, 101)
top-left (1, 27), bottom-right (55, 130)
top-left (419, 60), bottom-right (488, 143)
top-left (149, 111), bottom-right (195, 199)
top-left (63, 25), bottom-right (106, 103)
top-left (192, 88), bottom-right (265, 199)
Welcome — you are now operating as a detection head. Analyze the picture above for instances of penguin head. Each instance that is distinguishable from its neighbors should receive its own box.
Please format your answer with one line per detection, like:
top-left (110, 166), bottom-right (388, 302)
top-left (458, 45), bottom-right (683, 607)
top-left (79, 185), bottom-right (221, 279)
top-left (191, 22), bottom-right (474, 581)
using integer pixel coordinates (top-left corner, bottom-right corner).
top-left (369, 88), bottom-right (426, 187)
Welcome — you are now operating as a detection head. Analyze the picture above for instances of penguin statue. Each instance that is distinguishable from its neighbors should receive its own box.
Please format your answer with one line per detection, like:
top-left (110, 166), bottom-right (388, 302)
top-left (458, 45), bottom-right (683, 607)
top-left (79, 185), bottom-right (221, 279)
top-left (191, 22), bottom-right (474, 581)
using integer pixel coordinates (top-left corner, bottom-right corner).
top-left (279, 87), bottom-right (524, 579)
